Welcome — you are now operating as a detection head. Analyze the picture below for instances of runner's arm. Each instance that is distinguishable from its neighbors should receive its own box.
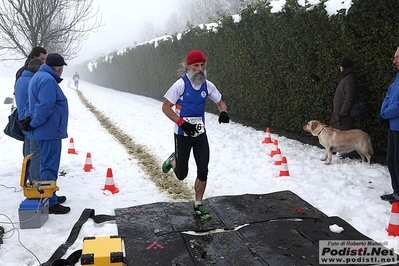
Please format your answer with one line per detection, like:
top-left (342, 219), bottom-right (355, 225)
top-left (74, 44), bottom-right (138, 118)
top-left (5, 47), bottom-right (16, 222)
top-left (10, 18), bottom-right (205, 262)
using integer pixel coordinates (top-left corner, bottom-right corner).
top-left (162, 99), bottom-right (180, 123)
top-left (216, 100), bottom-right (227, 113)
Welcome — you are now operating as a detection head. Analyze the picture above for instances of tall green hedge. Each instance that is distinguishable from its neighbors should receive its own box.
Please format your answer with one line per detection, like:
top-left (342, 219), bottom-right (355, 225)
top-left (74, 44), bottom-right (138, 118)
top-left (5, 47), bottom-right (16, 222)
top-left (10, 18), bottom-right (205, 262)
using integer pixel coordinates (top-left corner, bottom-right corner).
top-left (76, 0), bottom-right (399, 159)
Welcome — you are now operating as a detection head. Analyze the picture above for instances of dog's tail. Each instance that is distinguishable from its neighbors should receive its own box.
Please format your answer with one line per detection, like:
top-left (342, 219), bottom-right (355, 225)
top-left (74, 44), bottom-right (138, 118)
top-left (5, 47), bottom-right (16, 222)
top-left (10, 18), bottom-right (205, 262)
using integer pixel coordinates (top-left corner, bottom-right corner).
top-left (368, 137), bottom-right (374, 156)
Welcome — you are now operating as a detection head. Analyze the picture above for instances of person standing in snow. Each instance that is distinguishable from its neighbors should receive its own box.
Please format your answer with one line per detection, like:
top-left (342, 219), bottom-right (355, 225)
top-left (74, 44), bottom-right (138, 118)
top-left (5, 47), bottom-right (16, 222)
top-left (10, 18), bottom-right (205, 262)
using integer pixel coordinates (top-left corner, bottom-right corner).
top-left (18, 53), bottom-right (70, 214)
top-left (380, 47), bottom-right (399, 203)
top-left (329, 58), bottom-right (359, 159)
top-left (15, 47), bottom-right (47, 82)
top-left (15, 58), bottom-right (43, 180)
top-left (161, 50), bottom-right (230, 219)
top-left (329, 58), bottom-right (358, 130)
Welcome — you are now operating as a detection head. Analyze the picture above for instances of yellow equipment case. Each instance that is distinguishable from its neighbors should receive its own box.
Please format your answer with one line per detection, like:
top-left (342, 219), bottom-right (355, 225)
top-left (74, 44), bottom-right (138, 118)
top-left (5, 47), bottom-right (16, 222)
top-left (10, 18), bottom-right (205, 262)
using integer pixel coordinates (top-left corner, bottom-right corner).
top-left (81, 236), bottom-right (124, 265)
top-left (20, 154), bottom-right (59, 199)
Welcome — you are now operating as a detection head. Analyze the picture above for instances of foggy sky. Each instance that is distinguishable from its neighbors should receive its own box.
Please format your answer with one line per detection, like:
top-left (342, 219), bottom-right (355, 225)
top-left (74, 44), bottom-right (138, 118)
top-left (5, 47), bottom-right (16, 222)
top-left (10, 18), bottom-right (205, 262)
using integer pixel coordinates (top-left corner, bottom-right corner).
top-left (0, 0), bottom-right (178, 76)
top-left (0, 0), bottom-right (352, 77)
top-left (73, 0), bottom-right (178, 65)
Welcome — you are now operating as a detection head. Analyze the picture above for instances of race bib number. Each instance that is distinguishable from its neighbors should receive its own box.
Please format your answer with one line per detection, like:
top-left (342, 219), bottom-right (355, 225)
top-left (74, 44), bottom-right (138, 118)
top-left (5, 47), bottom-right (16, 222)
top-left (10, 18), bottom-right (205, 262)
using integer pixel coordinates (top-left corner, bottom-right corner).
top-left (184, 117), bottom-right (204, 137)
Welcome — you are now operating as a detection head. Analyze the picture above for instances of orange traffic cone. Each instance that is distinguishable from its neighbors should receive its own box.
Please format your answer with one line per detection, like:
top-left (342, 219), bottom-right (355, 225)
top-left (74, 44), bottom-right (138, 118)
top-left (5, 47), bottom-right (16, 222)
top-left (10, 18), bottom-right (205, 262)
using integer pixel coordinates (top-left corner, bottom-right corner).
top-left (274, 148), bottom-right (282, 165)
top-left (262, 128), bottom-right (273, 144)
top-left (67, 138), bottom-right (78, 154)
top-left (102, 168), bottom-right (119, 194)
top-left (278, 156), bottom-right (290, 176)
top-left (83, 152), bottom-right (94, 172)
top-left (269, 139), bottom-right (278, 157)
top-left (388, 202), bottom-right (399, 236)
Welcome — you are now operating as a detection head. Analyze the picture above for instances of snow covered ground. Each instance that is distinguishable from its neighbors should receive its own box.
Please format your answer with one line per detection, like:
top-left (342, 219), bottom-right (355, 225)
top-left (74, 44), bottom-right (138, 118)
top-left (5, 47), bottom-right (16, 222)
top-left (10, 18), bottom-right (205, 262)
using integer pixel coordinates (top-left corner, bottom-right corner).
top-left (0, 76), bottom-right (395, 265)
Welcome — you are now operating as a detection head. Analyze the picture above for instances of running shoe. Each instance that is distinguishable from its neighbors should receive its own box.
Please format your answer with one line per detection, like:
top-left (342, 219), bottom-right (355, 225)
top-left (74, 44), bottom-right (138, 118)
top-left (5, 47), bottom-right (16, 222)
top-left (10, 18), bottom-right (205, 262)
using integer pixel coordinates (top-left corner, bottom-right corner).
top-left (194, 205), bottom-right (211, 220)
top-left (162, 152), bottom-right (175, 173)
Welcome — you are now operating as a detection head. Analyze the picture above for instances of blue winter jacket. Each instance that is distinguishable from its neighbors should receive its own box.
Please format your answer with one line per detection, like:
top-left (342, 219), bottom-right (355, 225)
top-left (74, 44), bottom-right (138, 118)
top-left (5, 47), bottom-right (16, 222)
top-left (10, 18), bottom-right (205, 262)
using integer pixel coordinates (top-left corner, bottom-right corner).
top-left (27, 64), bottom-right (68, 140)
top-left (381, 73), bottom-right (399, 131)
top-left (14, 70), bottom-right (34, 120)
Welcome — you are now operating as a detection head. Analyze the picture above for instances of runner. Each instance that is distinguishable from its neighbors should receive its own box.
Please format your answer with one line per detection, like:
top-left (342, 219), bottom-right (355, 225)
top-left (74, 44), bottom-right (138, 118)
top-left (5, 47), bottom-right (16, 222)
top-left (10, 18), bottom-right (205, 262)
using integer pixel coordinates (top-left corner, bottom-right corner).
top-left (161, 50), bottom-right (230, 219)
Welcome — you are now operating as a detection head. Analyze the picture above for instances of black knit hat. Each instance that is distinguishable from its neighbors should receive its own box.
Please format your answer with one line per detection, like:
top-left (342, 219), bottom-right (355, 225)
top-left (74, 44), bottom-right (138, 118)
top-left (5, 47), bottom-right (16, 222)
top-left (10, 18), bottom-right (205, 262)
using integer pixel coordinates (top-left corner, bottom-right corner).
top-left (46, 53), bottom-right (67, 67)
top-left (340, 58), bottom-right (353, 69)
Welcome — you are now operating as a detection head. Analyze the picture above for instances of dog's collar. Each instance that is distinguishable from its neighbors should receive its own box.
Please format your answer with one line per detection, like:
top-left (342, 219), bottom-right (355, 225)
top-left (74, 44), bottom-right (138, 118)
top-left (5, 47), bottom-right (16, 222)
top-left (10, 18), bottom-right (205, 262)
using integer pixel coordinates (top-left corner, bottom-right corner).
top-left (317, 126), bottom-right (327, 136)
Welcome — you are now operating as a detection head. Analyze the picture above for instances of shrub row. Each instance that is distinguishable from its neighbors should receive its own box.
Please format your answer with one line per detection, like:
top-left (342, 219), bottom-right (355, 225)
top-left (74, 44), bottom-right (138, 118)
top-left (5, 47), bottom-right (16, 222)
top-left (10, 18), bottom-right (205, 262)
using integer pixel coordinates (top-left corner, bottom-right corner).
top-left (76, 0), bottom-right (399, 160)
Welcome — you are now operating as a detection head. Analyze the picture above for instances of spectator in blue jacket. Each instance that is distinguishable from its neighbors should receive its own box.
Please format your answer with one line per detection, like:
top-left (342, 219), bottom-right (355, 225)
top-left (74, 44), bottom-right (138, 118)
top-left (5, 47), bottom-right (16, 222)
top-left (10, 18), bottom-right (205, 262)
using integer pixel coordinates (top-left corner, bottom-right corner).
top-left (14, 58), bottom-right (43, 181)
top-left (19, 53), bottom-right (70, 214)
top-left (380, 47), bottom-right (399, 203)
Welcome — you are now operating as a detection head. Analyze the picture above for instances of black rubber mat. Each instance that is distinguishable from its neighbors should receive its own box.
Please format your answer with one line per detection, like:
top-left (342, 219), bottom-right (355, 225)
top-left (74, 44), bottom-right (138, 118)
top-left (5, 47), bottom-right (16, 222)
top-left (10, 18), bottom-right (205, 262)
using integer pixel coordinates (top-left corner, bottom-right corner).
top-left (203, 190), bottom-right (328, 228)
top-left (115, 190), bottom-right (389, 265)
top-left (238, 216), bottom-right (372, 266)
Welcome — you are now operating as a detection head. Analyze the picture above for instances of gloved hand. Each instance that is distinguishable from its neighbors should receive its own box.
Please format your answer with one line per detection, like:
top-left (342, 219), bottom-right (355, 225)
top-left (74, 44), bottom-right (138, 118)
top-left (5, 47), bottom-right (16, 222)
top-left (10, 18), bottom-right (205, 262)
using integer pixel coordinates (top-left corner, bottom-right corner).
top-left (18, 116), bottom-right (35, 131)
top-left (378, 114), bottom-right (390, 129)
top-left (218, 111), bottom-right (230, 124)
top-left (177, 118), bottom-right (198, 136)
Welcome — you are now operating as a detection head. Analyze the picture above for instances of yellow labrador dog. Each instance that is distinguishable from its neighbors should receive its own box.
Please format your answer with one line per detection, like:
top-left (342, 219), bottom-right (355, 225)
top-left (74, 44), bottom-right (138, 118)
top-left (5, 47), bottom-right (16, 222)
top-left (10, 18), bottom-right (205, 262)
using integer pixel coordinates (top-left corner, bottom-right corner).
top-left (303, 120), bottom-right (373, 165)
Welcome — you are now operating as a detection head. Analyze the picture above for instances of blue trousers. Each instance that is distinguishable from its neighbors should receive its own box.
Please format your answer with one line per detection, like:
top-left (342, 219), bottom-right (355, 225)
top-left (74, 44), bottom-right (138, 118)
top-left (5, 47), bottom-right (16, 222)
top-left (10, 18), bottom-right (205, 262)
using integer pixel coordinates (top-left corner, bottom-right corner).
top-left (39, 139), bottom-right (62, 207)
top-left (29, 138), bottom-right (40, 181)
top-left (23, 135), bottom-right (30, 158)
top-left (23, 136), bottom-right (41, 181)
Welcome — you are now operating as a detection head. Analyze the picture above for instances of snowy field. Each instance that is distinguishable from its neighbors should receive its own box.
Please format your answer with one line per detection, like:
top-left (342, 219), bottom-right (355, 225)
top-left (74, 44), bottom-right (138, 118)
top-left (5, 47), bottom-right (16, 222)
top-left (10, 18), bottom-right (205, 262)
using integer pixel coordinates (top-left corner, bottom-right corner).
top-left (0, 76), bottom-right (395, 265)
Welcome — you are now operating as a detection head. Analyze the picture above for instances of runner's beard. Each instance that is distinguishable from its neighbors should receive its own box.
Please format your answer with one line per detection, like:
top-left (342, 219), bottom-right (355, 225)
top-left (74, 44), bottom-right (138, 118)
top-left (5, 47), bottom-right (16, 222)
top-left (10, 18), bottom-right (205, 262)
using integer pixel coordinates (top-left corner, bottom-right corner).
top-left (187, 69), bottom-right (207, 85)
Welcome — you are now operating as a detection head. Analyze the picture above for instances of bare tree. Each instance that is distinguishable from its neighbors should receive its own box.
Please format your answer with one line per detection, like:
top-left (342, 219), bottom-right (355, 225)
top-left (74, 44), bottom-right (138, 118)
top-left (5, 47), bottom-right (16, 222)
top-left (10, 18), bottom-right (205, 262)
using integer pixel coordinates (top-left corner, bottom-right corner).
top-left (161, 0), bottom-right (258, 38)
top-left (139, 20), bottom-right (162, 43)
top-left (0, 0), bottom-right (102, 61)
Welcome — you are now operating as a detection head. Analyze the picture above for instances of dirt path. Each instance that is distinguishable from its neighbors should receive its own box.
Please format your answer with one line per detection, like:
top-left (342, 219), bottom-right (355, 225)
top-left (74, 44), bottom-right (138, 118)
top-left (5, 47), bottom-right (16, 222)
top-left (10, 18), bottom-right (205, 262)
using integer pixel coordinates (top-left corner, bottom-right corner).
top-left (72, 85), bottom-right (193, 201)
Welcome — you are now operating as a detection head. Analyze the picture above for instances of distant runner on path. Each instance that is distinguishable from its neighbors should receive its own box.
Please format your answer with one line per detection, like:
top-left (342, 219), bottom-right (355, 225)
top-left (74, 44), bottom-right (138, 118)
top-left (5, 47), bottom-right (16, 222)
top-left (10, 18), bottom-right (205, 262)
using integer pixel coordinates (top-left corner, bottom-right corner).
top-left (73, 72), bottom-right (80, 90)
